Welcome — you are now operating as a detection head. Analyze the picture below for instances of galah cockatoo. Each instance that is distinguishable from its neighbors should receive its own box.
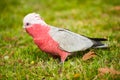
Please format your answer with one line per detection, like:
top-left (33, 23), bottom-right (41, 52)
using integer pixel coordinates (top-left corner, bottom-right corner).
top-left (23, 13), bottom-right (107, 62)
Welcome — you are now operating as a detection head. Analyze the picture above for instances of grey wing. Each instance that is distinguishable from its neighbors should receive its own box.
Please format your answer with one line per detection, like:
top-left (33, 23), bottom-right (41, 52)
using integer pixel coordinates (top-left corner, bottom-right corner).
top-left (49, 26), bottom-right (94, 52)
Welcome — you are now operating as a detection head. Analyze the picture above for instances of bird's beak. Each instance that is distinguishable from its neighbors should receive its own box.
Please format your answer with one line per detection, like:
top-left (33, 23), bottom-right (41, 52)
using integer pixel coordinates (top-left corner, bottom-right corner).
top-left (23, 25), bottom-right (25, 28)
top-left (22, 26), bottom-right (27, 33)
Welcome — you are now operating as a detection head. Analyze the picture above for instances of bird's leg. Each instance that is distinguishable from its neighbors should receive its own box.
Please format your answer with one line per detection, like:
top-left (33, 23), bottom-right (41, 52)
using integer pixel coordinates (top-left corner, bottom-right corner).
top-left (60, 52), bottom-right (69, 63)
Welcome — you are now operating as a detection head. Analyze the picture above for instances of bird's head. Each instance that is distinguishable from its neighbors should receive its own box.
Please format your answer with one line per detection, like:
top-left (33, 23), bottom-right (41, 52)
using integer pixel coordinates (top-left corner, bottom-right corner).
top-left (23, 13), bottom-right (47, 28)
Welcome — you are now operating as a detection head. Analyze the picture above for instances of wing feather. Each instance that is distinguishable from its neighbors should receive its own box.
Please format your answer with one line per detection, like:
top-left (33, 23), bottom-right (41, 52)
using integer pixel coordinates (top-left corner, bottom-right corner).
top-left (49, 26), bottom-right (93, 52)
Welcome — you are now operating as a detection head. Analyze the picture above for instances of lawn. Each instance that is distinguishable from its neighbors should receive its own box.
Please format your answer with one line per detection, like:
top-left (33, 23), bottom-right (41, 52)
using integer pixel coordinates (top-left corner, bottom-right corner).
top-left (0, 0), bottom-right (120, 80)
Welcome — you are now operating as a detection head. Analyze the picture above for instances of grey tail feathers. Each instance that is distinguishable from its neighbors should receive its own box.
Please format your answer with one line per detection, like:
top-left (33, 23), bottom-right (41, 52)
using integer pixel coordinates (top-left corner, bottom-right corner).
top-left (90, 38), bottom-right (108, 48)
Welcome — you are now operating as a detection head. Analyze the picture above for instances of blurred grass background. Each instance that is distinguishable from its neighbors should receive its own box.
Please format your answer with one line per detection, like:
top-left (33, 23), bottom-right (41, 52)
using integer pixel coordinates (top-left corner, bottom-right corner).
top-left (0, 0), bottom-right (120, 80)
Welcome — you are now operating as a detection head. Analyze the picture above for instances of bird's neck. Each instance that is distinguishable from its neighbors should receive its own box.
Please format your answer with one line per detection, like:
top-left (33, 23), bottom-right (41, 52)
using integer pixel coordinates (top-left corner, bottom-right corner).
top-left (25, 24), bottom-right (50, 38)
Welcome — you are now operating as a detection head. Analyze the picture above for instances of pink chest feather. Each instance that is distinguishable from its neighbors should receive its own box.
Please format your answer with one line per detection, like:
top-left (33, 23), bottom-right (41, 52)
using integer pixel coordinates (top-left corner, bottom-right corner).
top-left (34, 34), bottom-right (59, 55)
top-left (26, 24), bottom-right (60, 56)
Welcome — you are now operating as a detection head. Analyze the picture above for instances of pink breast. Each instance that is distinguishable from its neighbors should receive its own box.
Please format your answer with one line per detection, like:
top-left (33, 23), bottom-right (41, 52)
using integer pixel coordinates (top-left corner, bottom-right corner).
top-left (26, 24), bottom-right (64, 56)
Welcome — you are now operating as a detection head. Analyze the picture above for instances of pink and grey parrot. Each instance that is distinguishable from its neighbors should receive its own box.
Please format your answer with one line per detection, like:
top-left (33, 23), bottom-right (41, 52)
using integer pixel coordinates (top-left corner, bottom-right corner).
top-left (23, 13), bottom-right (108, 62)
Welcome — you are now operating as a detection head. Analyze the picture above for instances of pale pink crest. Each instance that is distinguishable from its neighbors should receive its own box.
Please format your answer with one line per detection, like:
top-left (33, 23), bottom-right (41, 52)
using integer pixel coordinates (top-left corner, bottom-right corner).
top-left (23, 13), bottom-right (47, 28)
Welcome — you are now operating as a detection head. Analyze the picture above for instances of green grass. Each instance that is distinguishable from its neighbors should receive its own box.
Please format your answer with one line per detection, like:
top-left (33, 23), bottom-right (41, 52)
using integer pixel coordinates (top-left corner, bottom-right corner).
top-left (0, 0), bottom-right (120, 80)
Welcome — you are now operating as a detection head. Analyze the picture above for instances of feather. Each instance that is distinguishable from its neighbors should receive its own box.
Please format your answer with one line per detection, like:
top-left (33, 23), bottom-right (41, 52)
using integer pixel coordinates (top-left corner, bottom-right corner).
top-left (49, 26), bottom-right (94, 52)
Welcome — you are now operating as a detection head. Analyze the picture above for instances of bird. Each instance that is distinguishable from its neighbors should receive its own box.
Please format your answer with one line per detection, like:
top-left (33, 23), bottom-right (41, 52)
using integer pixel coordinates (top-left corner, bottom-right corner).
top-left (23, 13), bottom-right (108, 63)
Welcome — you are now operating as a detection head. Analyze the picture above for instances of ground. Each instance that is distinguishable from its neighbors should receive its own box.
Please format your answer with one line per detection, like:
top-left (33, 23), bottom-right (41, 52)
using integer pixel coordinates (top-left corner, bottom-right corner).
top-left (0, 0), bottom-right (120, 80)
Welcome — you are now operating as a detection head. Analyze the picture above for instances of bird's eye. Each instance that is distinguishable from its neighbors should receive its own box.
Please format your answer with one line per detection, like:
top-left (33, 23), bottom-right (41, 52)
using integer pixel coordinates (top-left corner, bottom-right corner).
top-left (26, 23), bottom-right (30, 26)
